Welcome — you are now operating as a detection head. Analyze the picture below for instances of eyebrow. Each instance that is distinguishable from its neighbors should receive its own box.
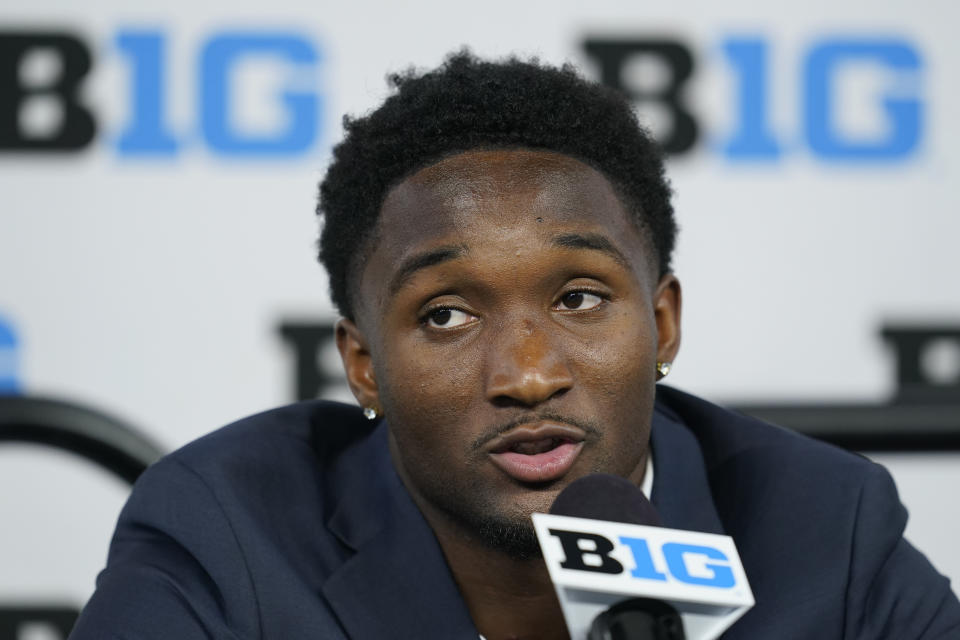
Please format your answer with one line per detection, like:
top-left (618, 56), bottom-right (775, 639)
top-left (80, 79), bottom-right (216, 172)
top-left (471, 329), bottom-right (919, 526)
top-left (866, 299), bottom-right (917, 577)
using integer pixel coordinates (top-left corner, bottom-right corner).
top-left (387, 244), bottom-right (467, 297)
top-left (385, 232), bottom-right (629, 299)
top-left (551, 232), bottom-right (630, 267)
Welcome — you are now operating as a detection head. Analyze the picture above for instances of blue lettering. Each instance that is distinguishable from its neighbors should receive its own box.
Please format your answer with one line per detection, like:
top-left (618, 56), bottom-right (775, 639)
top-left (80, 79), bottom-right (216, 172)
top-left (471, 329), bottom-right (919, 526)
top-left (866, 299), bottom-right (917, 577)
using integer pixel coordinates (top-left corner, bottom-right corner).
top-left (619, 536), bottom-right (668, 581)
top-left (0, 315), bottom-right (19, 394)
top-left (114, 30), bottom-right (180, 155)
top-left (200, 32), bottom-right (319, 155)
top-left (720, 37), bottom-right (781, 160)
top-left (663, 543), bottom-right (735, 588)
top-left (804, 38), bottom-right (921, 160)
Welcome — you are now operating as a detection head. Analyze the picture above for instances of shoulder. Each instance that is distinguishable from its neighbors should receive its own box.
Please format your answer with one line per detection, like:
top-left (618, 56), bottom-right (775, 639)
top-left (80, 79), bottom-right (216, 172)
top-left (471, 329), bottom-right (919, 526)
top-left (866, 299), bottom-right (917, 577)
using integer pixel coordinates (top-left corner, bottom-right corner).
top-left (652, 385), bottom-right (892, 555)
top-left (656, 386), bottom-right (960, 638)
top-left (134, 399), bottom-right (378, 526)
top-left (142, 400), bottom-right (372, 491)
top-left (654, 384), bottom-right (895, 534)
top-left (170, 399), bottom-right (373, 469)
top-left (74, 401), bottom-right (377, 638)
top-left (654, 384), bottom-right (879, 488)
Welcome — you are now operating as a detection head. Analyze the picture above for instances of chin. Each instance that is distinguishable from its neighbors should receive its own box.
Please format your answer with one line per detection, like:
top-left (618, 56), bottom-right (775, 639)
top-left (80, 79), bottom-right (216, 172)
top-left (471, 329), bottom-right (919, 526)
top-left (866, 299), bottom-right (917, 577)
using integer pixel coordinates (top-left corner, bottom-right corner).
top-left (473, 514), bottom-right (543, 561)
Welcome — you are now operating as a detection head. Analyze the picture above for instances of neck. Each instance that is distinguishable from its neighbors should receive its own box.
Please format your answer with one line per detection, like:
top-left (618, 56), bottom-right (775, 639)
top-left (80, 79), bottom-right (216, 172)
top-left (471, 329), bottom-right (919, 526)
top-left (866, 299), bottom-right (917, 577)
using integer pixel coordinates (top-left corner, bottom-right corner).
top-left (425, 511), bottom-right (570, 640)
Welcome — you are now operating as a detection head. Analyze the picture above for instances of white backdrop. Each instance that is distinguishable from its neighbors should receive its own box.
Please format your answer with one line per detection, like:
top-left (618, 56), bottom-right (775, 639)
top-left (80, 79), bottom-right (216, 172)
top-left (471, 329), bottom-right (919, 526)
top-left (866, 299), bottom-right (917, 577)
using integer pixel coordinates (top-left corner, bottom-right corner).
top-left (2, 0), bottom-right (958, 622)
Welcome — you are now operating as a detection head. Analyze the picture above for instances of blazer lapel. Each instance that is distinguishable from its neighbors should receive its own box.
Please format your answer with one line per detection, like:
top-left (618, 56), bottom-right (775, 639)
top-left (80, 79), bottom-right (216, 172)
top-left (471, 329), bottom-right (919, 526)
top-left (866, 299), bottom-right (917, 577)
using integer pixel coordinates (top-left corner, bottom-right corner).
top-left (321, 424), bottom-right (478, 639)
top-left (650, 405), bottom-right (726, 536)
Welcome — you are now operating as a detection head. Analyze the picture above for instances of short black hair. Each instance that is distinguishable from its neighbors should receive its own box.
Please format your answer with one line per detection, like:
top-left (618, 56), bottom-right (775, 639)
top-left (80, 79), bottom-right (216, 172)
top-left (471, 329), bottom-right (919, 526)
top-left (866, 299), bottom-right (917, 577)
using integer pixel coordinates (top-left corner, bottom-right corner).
top-left (317, 51), bottom-right (676, 320)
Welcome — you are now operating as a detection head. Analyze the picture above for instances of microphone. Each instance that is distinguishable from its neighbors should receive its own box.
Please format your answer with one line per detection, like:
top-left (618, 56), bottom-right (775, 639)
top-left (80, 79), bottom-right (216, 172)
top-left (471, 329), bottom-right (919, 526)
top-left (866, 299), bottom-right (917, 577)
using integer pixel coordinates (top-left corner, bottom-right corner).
top-left (549, 472), bottom-right (662, 526)
top-left (532, 474), bottom-right (753, 640)
top-left (549, 473), bottom-right (680, 640)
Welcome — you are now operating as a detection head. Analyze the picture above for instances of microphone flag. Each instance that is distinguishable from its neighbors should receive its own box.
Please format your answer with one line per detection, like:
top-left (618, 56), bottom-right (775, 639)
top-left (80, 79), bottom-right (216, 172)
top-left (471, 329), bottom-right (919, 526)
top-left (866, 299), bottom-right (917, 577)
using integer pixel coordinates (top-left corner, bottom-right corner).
top-left (533, 474), bottom-right (754, 640)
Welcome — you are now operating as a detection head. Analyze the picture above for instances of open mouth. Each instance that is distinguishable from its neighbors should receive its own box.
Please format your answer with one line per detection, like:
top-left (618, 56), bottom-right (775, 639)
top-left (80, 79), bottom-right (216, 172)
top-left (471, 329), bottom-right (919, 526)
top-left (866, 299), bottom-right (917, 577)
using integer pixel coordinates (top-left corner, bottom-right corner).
top-left (505, 436), bottom-right (570, 456)
top-left (486, 426), bottom-right (585, 484)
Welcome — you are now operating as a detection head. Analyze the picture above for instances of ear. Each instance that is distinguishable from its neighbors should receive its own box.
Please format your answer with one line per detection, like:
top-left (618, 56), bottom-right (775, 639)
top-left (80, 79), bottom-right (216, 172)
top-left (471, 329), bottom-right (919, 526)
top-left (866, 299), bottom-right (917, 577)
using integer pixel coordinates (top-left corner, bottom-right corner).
top-left (335, 317), bottom-right (380, 411)
top-left (653, 274), bottom-right (682, 374)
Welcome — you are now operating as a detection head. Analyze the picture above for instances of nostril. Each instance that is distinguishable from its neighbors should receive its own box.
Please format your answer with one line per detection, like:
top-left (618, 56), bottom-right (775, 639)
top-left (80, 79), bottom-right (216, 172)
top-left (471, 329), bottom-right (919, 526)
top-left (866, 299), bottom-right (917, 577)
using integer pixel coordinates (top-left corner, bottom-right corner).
top-left (489, 386), bottom-right (569, 409)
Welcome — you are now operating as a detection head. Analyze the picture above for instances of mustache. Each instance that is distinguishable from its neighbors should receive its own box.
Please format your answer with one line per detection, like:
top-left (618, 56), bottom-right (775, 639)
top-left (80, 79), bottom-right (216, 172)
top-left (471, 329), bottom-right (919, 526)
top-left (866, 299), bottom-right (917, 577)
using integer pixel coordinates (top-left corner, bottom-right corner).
top-left (470, 411), bottom-right (603, 452)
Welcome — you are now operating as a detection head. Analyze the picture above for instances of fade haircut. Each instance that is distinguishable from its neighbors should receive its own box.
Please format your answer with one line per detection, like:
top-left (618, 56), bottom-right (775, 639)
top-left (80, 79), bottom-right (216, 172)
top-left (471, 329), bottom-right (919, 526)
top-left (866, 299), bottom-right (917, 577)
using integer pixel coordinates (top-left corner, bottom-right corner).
top-left (317, 51), bottom-right (676, 320)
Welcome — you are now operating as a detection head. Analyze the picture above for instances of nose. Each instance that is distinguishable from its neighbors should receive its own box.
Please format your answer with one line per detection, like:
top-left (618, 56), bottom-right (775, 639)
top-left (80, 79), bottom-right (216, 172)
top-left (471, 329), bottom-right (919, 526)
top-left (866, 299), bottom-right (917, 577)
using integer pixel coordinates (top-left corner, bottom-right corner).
top-left (485, 318), bottom-right (574, 407)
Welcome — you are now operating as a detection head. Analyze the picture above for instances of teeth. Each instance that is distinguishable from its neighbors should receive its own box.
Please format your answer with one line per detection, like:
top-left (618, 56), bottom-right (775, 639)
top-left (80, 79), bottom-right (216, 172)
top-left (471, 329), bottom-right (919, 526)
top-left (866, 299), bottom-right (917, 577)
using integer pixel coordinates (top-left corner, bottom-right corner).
top-left (510, 437), bottom-right (563, 455)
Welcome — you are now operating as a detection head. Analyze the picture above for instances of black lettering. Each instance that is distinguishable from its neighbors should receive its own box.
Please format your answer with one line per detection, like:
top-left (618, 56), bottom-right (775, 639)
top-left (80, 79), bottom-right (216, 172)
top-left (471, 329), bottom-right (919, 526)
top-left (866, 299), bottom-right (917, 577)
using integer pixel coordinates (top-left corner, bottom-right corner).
top-left (0, 32), bottom-right (96, 150)
top-left (549, 528), bottom-right (624, 574)
top-left (882, 325), bottom-right (960, 404)
top-left (277, 321), bottom-right (340, 401)
top-left (0, 605), bottom-right (79, 639)
top-left (583, 38), bottom-right (697, 154)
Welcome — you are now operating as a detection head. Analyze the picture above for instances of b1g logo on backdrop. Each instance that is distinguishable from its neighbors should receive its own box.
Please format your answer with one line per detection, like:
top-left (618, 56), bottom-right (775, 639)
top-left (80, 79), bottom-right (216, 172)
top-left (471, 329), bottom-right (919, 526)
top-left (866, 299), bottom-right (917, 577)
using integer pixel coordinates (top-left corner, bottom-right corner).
top-left (0, 29), bottom-right (322, 157)
top-left (0, 315), bottom-right (19, 394)
top-left (583, 35), bottom-right (923, 161)
top-left (0, 28), bottom-right (923, 162)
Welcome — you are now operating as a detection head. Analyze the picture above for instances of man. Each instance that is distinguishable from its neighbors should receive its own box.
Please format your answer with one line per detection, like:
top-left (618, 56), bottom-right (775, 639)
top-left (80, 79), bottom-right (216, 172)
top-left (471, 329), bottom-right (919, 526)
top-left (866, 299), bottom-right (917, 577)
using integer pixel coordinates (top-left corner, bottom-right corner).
top-left (71, 52), bottom-right (960, 639)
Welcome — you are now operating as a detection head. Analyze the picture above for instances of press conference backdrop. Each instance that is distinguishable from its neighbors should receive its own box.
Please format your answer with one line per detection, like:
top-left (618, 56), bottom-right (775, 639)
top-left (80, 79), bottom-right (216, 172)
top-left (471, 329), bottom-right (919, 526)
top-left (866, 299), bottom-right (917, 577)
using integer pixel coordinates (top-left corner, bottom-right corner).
top-left (2, 0), bottom-right (959, 634)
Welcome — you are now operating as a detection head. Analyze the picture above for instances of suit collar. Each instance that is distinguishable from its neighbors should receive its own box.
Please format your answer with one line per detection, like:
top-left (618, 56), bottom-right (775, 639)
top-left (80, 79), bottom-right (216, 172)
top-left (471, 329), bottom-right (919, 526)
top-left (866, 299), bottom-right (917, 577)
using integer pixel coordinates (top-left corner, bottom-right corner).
top-left (322, 423), bottom-right (478, 639)
top-left (321, 403), bottom-right (725, 638)
top-left (650, 403), bottom-right (726, 536)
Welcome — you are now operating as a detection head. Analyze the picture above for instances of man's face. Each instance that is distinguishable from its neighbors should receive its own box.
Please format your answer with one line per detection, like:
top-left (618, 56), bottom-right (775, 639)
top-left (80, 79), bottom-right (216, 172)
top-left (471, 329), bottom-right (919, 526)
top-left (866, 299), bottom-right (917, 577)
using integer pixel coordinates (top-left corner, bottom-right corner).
top-left (337, 149), bottom-right (680, 554)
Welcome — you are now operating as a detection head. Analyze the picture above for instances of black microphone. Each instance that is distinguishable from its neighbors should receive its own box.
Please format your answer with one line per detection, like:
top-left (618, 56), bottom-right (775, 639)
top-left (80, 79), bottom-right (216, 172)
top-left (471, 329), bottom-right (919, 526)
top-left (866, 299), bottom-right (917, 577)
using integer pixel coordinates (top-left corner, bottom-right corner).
top-left (549, 472), bottom-right (662, 526)
top-left (533, 472), bottom-right (753, 640)
top-left (549, 474), bottom-right (685, 640)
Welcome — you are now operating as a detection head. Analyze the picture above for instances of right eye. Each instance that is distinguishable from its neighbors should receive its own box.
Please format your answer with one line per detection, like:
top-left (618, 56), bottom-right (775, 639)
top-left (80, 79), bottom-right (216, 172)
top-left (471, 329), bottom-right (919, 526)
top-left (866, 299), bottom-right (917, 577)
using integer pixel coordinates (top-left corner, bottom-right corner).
top-left (423, 307), bottom-right (477, 329)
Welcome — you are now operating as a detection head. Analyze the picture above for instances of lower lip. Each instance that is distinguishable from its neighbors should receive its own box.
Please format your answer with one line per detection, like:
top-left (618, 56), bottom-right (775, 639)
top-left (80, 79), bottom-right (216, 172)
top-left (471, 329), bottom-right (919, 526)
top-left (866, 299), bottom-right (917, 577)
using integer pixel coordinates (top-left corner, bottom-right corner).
top-left (488, 441), bottom-right (584, 483)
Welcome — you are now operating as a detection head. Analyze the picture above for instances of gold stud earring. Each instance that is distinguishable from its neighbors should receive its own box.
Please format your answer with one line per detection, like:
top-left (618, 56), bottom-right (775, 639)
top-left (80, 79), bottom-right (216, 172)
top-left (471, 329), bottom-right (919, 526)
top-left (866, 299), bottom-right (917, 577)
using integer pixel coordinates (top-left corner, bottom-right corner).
top-left (656, 361), bottom-right (672, 377)
top-left (363, 407), bottom-right (379, 420)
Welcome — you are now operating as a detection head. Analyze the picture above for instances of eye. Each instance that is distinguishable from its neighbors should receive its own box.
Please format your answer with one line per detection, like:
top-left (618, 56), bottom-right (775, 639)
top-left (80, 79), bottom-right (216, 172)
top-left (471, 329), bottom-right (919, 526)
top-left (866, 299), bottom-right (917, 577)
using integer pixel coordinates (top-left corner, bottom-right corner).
top-left (424, 307), bottom-right (477, 329)
top-left (556, 291), bottom-right (605, 311)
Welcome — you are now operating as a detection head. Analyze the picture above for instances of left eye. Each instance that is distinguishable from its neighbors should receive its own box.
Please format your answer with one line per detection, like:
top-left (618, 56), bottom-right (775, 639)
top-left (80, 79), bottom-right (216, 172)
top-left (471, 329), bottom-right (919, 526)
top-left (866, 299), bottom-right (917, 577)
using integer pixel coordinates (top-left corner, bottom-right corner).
top-left (424, 307), bottom-right (476, 328)
top-left (556, 291), bottom-right (604, 311)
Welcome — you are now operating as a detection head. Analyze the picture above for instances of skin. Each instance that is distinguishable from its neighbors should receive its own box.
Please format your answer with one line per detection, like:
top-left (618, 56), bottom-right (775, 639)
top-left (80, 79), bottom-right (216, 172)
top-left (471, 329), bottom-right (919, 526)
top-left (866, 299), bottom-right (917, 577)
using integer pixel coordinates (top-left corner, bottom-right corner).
top-left (336, 148), bottom-right (681, 639)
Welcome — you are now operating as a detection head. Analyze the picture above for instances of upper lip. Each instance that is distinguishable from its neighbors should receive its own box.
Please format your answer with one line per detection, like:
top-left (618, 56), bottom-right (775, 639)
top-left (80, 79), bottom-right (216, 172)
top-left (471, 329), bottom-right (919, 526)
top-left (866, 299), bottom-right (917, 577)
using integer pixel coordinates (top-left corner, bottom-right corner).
top-left (484, 422), bottom-right (587, 454)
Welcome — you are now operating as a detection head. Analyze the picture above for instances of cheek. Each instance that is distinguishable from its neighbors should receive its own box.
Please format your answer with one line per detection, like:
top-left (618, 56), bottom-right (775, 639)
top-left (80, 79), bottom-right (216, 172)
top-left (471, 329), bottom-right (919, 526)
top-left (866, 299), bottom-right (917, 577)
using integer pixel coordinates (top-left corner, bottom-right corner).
top-left (375, 338), bottom-right (483, 448)
top-left (573, 308), bottom-right (658, 387)
top-left (570, 314), bottom-right (657, 477)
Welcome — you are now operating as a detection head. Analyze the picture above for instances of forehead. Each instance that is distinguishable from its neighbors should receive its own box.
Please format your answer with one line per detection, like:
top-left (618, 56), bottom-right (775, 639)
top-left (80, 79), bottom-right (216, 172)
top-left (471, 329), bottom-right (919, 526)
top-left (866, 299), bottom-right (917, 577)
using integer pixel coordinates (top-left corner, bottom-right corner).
top-left (382, 149), bottom-right (633, 234)
top-left (356, 149), bottom-right (654, 316)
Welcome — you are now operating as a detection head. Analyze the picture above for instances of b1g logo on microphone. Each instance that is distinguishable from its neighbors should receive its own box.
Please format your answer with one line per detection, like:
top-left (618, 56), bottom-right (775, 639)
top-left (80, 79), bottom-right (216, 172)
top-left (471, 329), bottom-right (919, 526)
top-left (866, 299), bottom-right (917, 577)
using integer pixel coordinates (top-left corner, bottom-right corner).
top-left (533, 513), bottom-right (754, 640)
top-left (549, 528), bottom-right (736, 589)
top-left (532, 513), bottom-right (754, 604)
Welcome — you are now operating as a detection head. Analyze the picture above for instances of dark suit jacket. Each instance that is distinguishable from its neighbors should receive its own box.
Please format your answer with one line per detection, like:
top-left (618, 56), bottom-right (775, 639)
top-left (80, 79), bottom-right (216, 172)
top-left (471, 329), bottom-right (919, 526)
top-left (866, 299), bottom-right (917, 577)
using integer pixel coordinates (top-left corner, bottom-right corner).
top-left (70, 386), bottom-right (960, 639)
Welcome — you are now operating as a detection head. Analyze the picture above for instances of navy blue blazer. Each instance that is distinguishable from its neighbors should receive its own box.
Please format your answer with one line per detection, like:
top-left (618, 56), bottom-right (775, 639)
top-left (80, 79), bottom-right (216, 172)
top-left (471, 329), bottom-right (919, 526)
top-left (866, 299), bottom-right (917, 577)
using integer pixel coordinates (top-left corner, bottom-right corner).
top-left (70, 386), bottom-right (960, 639)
